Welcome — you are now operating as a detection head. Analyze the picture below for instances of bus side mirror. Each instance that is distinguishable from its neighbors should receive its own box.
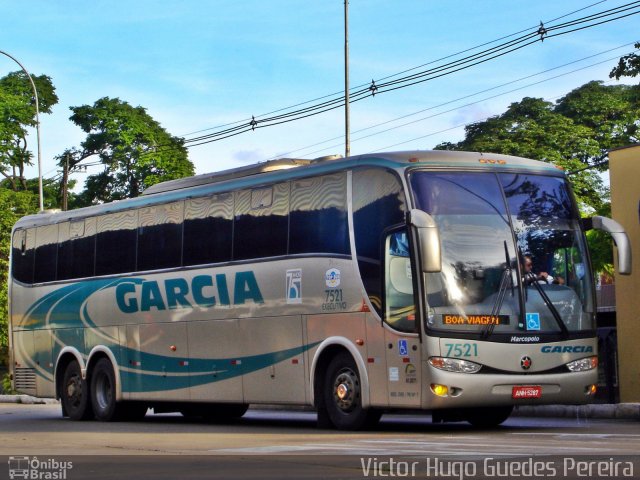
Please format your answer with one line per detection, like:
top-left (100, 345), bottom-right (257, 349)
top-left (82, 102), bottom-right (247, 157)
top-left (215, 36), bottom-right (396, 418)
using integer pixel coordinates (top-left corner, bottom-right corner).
top-left (582, 216), bottom-right (632, 275)
top-left (409, 209), bottom-right (442, 273)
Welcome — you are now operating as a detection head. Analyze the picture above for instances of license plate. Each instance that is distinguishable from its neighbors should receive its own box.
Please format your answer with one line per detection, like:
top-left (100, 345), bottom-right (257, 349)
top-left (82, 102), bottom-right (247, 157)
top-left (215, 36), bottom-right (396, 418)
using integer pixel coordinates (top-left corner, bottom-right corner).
top-left (512, 385), bottom-right (542, 399)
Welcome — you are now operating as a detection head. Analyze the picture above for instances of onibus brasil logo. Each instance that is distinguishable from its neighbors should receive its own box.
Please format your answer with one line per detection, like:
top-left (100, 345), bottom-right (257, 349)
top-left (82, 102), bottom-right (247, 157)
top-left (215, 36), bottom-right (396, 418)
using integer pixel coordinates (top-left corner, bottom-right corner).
top-left (8, 456), bottom-right (73, 480)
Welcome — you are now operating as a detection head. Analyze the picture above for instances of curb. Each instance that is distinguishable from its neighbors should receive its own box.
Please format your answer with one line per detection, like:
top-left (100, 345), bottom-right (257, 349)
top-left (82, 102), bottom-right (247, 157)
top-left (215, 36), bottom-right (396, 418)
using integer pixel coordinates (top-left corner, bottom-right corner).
top-left (513, 403), bottom-right (640, 420)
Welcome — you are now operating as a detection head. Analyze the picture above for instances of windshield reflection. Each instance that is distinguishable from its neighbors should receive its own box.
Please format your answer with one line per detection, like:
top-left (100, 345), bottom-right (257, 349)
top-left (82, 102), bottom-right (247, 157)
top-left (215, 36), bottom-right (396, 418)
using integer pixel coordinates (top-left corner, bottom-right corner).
top-left (410, 171), bottom-right (595, 336)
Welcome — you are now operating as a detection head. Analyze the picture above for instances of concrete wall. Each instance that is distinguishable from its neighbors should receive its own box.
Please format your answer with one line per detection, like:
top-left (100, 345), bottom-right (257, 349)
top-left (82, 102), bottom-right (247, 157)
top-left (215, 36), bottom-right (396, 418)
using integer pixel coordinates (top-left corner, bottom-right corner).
top-left (609, 145), bottom-right (640, 403)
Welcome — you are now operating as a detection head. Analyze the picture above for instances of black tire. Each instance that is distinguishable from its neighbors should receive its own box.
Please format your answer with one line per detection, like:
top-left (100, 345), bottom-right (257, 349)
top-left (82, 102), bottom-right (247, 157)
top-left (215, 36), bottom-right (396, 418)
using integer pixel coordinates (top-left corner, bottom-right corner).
top-left (60, 360), bottom-right (93, 421)
top-left (466, 406), bottom-right (513, 428)
top-left (323, 352), bottom-right (378, 430)
top-left (90, 358), bottom-right (127, 422)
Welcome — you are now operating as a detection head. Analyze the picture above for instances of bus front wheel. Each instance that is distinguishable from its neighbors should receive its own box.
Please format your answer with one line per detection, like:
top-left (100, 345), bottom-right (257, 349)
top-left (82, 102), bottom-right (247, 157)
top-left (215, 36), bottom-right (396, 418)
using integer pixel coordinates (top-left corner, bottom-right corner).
top-left (60, 360), bottom-right (93, 421)
top-left (323, 352), bottom-right (379, 430)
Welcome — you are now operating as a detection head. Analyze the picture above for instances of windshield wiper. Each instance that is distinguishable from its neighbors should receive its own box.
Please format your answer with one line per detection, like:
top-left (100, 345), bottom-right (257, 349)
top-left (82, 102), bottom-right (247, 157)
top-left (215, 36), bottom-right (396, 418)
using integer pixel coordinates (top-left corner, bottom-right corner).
top-left (482, 241), bottom-right (514, 339)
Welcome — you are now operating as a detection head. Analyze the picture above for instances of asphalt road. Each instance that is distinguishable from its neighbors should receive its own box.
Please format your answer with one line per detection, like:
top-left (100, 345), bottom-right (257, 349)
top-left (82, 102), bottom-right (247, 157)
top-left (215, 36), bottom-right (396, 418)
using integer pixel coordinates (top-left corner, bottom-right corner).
top-left (1, 404), bottom-right (639, 479)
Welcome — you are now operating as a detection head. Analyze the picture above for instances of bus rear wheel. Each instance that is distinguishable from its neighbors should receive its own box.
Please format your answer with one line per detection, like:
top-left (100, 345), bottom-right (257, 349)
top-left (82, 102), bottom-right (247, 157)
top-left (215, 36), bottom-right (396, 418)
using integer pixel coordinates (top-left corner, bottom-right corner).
top-left (61, 360), bottom-right (93, 420)
top-left (323, 352), bottom-right (379, 430)
top-left (466, 406), bottom-right (513, 428)
top-left (90, 358), bottom-right (146, 421)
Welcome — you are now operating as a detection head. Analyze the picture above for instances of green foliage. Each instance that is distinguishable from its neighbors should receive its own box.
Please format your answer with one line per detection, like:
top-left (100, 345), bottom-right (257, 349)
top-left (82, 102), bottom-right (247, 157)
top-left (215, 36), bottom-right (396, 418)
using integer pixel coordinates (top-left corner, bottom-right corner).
top-left (610, 43), bottom-right (640, 80)
top-left (1, 371), bottom-right (15, 394)
top-left (0, 188), bottom-right (38, 366)
top-left (0, 71), bottom-right (58, 191)
top-left (67, 97), bottom-right (194, 204)
top-left (435, 81), bottom-right (640, 276)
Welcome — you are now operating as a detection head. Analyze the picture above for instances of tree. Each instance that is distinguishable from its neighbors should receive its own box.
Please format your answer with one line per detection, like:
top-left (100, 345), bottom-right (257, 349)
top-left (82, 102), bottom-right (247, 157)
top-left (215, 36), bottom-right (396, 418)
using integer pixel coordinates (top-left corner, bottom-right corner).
top-left (0, 189), bottom-right (38, 367)
top-left (66, 97), bottom-right (194, 204)
top-left (0, 71), bottom-right (58, 191)
top-left (610, 42), bottom-right (640, 80)
top-left (555, 81), bottom-right (639, 155)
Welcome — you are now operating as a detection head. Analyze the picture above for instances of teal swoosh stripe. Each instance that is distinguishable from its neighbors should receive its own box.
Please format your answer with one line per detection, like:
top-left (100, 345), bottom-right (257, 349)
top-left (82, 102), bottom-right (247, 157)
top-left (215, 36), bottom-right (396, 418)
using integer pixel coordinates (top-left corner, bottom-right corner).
top-left (122, 341), bottom-right (320, 393)
top-left (21, 278), bottom-right (145, 330)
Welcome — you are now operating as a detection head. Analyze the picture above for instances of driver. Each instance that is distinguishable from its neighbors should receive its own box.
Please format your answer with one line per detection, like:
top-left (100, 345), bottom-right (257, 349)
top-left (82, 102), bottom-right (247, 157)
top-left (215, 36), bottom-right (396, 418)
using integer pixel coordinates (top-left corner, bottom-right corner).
top-left (523, 255), bottom-right (554, 284)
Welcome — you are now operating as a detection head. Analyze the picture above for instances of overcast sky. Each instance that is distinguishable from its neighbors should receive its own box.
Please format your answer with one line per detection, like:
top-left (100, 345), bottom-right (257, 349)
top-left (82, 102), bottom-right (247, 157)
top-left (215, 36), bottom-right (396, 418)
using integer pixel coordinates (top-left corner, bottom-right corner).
top-left (1, 1), bottom-right (638, 189)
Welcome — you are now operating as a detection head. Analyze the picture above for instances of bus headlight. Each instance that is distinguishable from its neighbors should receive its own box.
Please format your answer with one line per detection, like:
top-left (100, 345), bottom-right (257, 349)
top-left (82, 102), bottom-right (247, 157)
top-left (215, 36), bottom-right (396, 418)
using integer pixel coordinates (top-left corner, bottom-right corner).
top-left (428, 357), bottom-right (482, 373)
top-left (566, 356), bottom-right (598, 372)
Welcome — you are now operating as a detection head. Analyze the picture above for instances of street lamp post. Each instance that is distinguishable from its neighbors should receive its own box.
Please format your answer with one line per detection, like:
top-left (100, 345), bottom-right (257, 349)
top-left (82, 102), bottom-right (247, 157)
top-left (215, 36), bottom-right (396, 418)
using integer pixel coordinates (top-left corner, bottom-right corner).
top-left (0, 49), bottom-right (44, 212)
top-left (344, 0), bottom-right (350, 158)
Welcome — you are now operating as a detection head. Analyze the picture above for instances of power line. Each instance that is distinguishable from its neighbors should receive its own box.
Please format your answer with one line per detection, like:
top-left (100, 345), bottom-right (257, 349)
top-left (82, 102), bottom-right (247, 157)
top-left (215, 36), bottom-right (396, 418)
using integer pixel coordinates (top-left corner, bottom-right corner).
top-left (177, 0), bottom-right (608, 138)
top-left (266, 43), bottom-right (638, 159)
top-left (176, 1), bottom-right (640, 147)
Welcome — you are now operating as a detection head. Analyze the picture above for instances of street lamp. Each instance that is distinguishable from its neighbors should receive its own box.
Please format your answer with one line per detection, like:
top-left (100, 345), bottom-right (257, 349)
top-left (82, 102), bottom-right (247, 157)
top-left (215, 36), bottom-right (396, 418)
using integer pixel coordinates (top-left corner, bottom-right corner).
top-left (0, 49), bottom-right (44, 212)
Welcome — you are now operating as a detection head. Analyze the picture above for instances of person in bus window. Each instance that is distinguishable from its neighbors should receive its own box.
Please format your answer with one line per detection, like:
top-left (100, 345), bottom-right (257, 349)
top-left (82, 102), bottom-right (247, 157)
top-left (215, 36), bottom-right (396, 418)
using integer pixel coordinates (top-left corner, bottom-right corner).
top-left (523, 255), bottom-right (554, 284)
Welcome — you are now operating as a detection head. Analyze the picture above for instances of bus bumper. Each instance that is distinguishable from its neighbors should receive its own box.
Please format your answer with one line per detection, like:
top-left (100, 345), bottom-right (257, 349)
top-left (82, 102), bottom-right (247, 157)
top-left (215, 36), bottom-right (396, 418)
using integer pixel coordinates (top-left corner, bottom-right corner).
top-left (423, 367), bottom-right (598, 409)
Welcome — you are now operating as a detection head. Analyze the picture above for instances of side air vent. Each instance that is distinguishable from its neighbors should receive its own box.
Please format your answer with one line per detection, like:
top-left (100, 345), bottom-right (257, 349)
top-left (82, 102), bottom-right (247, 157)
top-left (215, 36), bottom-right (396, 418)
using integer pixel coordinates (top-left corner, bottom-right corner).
top-left (13, 367), bottom-right (37, 394)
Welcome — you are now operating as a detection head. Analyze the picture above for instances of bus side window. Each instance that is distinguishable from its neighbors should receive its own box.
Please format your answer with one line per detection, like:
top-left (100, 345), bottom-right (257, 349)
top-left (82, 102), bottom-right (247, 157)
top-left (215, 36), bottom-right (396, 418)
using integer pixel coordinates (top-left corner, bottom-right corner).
top-left (34, 224), bottom-right (58, 283)
top-left (11, 228), bottom-right (35, 284)
top-left (384, 230), bottom-right (416, 332)
top-left (183, 193), bottom-right (233, 266)
top-left (234, 183), bottom-right (289, 260)
top-left (289, 173), bottom-right (349, 255)
top-left (137, 202), bottom-right (183, 271)
top-left (96, 210), bottom-right (138, 276)
top-left (352, 168), bottom-right (407, 316)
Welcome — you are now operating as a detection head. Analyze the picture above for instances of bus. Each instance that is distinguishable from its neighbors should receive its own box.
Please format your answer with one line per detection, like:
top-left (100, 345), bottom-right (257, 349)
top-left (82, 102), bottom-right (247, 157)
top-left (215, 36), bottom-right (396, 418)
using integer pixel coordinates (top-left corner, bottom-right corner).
top-left (8, 150), bottom-right (631, 430)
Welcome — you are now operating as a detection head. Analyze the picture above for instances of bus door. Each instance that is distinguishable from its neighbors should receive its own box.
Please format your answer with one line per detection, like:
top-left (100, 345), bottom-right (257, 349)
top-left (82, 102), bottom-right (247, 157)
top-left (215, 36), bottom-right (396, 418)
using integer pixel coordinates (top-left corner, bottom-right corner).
top-left (383, 229), bottom-right (422, 407)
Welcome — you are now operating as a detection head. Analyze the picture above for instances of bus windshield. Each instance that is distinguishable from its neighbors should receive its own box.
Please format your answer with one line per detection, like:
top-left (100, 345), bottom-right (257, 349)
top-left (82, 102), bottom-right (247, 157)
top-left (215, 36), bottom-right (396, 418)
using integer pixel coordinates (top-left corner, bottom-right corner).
top-left (410, 171), bottom-right (595, 337)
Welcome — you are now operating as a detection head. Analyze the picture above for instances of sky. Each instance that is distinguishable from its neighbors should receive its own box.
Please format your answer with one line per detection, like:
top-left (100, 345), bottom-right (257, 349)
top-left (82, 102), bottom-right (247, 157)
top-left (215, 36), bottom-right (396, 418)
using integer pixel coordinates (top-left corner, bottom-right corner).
top-left (1, 1), bottom-right (638, 191)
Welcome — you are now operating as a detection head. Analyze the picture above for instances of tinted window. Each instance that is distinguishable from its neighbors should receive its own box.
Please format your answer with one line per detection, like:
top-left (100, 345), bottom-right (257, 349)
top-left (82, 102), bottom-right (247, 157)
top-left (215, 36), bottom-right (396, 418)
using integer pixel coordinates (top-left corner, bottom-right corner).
top-left (57, 219), bottom-right (96, 280)
top-left (137, 202), bottom-right (183, 271)
top-left (11, 228), bottom-right (35, 284)
top-left (34, 224), bottom-right (58, 283)
top-left (289, 173), bottom-right (350, 255)
top-left (96, 211), bottom-right (137, 275)
top-left (184, 193), bottom-right (233, 265)
top-left (352, 169), bottom-right (406, 316)
top-left (234, 183), bottom-right (289, 260)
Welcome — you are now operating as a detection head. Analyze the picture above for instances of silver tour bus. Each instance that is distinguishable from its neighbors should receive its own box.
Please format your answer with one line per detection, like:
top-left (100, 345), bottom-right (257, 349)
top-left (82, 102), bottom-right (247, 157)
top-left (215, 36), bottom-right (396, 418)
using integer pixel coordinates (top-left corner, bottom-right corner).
top-left (8, 151), bottom-right (631, 429)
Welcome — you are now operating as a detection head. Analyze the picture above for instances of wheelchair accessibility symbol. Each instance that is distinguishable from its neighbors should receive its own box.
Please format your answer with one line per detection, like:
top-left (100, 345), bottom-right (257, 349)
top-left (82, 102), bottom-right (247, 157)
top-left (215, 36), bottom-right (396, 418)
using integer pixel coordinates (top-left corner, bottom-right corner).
top-left (398, 339), bottom-right (408, 356)
top-left (526, 313), bottom-right (541, 331)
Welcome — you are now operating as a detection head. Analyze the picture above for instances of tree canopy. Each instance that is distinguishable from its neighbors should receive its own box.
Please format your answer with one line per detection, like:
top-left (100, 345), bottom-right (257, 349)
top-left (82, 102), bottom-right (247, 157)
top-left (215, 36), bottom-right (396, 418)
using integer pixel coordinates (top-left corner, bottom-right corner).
top-left (0, 71), bottom-right (58, 191)
top-left (610, 42), bottom-right (640, 80)
top-left (67, 97), bottom-right (194, 204)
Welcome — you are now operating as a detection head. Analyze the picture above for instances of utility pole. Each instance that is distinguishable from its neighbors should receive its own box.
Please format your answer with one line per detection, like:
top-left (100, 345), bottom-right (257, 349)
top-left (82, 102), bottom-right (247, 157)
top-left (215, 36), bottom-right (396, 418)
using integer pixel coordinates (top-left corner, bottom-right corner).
top-left (344, 0), bottom-right (350, 158)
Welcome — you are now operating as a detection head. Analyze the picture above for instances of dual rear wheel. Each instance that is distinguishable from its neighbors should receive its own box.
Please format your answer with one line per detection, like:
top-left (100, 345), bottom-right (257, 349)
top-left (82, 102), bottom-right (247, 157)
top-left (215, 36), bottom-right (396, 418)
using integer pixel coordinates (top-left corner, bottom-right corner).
top-left (60, 358), bottom-right (147, 422)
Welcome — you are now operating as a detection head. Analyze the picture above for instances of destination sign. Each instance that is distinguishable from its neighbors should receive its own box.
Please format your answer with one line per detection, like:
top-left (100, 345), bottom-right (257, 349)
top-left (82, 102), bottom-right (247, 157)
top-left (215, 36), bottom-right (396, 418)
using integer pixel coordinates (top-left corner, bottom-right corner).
top-left (443, 314), bottom-right (510, 325)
